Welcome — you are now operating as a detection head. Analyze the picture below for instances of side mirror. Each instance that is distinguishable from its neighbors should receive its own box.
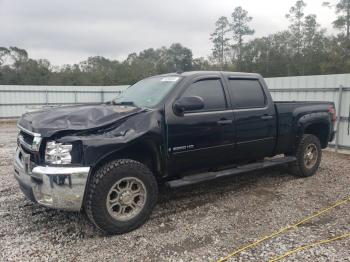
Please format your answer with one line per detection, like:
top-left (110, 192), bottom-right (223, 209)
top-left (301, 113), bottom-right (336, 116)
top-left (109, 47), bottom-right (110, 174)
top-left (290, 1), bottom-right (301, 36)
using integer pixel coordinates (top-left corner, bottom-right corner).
top-left (173, 96), bottom-right (204, 115)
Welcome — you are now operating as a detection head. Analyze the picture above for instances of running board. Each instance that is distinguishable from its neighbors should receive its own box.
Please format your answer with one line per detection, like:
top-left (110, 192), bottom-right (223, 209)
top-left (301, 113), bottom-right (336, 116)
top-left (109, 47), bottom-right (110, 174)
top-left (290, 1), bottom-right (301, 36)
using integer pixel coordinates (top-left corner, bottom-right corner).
top-left (166, 156), bottom-right (297, 188)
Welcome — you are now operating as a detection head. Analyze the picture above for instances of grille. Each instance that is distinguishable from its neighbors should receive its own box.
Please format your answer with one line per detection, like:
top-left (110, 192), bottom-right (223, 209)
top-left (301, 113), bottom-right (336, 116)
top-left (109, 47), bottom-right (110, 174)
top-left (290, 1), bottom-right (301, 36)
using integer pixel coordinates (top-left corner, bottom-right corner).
top-left (19, 139), bottom-right (42, 165)
top-left (20, 131), bottom-right (34, 145)
top-left (17, 125), bottom-right (43, 164)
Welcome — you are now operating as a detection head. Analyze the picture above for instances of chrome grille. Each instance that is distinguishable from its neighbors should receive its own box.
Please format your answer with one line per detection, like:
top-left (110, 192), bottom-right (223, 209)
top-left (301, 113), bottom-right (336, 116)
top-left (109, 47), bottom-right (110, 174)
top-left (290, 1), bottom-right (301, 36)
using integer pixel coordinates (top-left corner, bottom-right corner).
top-left (20, 131), bottom-right (33, 145)
top-left (17, 124), bottom-right (42, 152)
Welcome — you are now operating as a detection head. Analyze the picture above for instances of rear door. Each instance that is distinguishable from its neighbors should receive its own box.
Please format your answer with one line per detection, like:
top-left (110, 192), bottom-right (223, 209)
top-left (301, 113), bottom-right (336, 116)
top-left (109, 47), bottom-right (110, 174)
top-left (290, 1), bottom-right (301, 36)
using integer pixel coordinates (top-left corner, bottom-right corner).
top-left (166, 75), bottom-right (235, 174)
top-left (225, 77), bottom-right (276, 160)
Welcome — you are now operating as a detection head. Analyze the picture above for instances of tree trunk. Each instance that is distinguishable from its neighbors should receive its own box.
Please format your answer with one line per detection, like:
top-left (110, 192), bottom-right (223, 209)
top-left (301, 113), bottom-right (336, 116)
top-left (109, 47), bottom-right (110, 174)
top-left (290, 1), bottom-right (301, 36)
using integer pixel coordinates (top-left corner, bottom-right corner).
top-left (238, 35), bottom-right (242, 71)
top-left (347, 0), bottom-right (350, 41)
top-left (346, 0), bottom-right (350, 58)
top-left (221, 28), bottom-right (224, 70)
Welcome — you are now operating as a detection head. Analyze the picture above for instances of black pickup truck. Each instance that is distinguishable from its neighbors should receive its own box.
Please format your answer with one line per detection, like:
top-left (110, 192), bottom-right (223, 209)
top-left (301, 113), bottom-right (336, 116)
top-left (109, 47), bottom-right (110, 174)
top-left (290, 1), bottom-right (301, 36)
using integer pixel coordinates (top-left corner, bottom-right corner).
top-left (14, 71), bottom-right (336, 234)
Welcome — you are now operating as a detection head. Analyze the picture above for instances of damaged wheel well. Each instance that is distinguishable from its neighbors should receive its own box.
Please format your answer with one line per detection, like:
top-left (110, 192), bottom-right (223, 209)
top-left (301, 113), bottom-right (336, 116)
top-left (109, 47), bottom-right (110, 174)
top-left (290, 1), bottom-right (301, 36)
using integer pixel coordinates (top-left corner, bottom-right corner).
top-left (90, 140), bottom-right (164, 183)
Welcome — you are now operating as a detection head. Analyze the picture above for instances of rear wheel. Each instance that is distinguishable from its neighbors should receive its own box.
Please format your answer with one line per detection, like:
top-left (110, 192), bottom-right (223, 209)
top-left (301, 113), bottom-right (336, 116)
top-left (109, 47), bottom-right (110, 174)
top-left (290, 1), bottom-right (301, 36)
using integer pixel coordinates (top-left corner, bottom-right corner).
top-left (288, 134), bottom-right (322, 177)
top-left (85, 159), bottom-right (158, 234)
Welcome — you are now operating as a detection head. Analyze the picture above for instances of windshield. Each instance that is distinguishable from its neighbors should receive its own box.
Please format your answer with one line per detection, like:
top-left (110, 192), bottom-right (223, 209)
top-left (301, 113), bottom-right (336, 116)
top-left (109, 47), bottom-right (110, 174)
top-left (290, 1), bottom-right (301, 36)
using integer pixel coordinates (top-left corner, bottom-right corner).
top-left (113, 76), bottom-right (181, 108)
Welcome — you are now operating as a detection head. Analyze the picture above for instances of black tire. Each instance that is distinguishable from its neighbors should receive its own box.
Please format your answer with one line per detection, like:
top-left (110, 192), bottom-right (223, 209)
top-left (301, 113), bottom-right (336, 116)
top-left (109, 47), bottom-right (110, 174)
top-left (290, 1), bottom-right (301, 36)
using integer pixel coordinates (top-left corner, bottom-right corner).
top-left (288, 134), bottom-right (322, 177)
top-left (85, 159), bottom-right (158, 234)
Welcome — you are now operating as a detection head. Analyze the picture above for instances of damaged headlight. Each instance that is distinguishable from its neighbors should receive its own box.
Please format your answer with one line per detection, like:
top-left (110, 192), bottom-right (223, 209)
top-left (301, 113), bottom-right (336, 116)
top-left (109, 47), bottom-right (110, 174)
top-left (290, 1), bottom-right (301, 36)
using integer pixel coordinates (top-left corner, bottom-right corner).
top-left (45, 141), bottom-right (72, 165)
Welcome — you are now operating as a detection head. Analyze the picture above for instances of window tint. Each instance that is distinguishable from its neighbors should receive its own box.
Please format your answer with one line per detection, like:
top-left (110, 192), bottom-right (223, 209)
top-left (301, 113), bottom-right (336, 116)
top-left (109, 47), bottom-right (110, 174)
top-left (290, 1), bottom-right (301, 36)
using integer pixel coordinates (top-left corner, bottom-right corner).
top-left (182, 79), bottom-right (226, 111)
top-left (228, 79), bottom-right (266, 108)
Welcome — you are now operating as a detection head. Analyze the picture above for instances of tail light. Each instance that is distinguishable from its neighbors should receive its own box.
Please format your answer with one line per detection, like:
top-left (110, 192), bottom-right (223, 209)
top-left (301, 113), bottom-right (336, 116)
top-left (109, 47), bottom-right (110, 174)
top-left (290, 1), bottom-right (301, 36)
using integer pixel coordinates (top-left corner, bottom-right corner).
top-left (328, 106), bottom-right (336, 123)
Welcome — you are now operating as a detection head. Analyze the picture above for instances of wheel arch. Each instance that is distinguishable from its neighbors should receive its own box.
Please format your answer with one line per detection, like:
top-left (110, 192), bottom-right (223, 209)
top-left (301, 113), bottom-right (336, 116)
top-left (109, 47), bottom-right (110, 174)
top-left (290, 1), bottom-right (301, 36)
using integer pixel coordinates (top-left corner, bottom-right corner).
top-left (298, 117), bottom-right (331, 149)
top-left (90, 139), bottom-right (164, 181)
top-left (82, 139), bottom-right (164, 210)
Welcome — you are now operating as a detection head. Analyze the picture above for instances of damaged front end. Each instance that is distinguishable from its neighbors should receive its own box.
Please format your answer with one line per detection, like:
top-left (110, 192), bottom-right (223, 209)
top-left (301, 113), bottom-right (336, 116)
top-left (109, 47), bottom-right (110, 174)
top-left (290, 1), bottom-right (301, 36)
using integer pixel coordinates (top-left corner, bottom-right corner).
top-left (14, 104), bottom-right (165, 211)
top-left (14, 125), bottom-right (90, 211)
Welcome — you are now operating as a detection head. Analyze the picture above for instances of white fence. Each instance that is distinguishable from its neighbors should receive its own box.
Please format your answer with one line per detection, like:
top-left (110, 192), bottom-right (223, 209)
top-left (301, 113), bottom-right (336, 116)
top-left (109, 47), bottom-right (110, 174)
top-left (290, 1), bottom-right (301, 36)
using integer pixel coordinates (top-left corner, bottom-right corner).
top-left (0, 85), bottom-right (129, 118)
top-left (0, 73), bottom-right (349, 149)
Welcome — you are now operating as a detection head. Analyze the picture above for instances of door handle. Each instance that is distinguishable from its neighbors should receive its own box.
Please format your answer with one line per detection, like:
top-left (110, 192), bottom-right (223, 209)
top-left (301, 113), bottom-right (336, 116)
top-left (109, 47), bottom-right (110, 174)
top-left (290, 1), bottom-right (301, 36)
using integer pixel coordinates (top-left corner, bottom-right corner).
top-left (261, 115), bottom-right (273, 120)
top-left (217, 119), bottom-right (233, 125)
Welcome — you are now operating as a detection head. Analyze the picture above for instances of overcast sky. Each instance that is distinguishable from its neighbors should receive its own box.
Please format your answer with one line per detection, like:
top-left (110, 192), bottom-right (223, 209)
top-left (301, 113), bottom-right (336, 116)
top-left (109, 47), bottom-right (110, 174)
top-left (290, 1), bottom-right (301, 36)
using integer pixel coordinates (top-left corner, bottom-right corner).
top-left (0, 0), bottom-right (338, 66)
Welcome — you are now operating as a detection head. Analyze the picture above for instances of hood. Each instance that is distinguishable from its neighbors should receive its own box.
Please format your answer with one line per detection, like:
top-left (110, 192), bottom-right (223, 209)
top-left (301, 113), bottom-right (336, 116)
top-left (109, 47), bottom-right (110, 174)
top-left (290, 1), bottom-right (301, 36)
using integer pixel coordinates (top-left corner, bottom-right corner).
top-left (18, 104), bottom-right (145, 137)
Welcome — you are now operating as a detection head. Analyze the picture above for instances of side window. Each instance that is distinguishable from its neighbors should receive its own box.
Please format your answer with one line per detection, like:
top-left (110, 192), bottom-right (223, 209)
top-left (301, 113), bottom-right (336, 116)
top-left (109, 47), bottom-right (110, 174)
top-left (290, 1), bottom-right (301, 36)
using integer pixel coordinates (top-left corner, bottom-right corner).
top-left (182, 79), bottom-right (226, 111)
top-left (228, 79), bottom-right (266, 108)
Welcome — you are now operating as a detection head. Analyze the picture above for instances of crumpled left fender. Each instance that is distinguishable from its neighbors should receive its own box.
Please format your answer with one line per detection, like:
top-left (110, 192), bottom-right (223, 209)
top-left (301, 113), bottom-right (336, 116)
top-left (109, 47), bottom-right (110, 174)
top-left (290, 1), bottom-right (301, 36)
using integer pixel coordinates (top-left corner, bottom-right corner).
top-left (58, 110), bottom-right (165, 166)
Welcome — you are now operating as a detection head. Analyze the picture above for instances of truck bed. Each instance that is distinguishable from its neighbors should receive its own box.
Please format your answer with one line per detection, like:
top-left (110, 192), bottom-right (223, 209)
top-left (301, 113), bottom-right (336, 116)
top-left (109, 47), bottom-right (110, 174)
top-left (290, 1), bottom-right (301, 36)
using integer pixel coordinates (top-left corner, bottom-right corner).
top-left (273, 101), bottom-right (335, 154)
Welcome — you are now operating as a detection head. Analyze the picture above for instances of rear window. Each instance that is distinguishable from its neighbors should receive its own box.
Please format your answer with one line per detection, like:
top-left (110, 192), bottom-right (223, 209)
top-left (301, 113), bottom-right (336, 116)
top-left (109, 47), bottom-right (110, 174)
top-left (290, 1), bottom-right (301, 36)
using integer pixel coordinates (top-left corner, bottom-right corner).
top-left (228, 79), bottom-right (266, 108)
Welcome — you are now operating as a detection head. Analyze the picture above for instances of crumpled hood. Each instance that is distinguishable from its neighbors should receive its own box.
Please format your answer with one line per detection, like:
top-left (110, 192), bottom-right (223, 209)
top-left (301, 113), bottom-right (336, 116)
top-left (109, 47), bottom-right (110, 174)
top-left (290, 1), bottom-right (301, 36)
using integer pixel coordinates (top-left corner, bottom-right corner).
top-left (18, 104), bottom-right (145, 137)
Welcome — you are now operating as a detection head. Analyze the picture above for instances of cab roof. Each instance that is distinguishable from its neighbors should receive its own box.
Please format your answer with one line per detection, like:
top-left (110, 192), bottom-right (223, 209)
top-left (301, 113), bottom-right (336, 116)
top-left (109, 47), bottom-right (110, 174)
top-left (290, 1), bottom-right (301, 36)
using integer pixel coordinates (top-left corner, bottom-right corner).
top-left (158, 71), bottom-right (262, 79)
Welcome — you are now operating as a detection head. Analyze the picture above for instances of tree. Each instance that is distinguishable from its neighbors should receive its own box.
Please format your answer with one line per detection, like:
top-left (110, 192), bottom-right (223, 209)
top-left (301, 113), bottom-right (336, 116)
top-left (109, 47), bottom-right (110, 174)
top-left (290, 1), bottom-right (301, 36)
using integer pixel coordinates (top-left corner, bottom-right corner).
top-left (324, 0), bottom-right (350, 40)
top-left (210, 16), bottom-right (230, 69)
top-left (241, 31), bottom-right (293, 77)
top-left (323, 0), bottom-right (350, 61)
top-left (0, 47), bottom-right (10, 66)
top-left (286, 0), bottom-right (307, 56)
top-left (284, 1), bottom-right (328, 75)
top-left (9, 46), bottom-right (28, 70)
top-left (163, 43), bottom-right (193, 72)
top-left (302, 15), bottom-right (328, 74)
top-left (230, 6), bottom-right (255, 70)
top-left (79, 56), bottom-right (115, 85)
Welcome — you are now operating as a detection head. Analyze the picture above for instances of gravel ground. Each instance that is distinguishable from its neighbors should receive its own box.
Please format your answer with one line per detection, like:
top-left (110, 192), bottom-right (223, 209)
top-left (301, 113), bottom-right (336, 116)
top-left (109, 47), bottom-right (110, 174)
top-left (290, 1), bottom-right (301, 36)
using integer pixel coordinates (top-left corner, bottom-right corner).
top-left (0, 122), bottom-right (350, 261)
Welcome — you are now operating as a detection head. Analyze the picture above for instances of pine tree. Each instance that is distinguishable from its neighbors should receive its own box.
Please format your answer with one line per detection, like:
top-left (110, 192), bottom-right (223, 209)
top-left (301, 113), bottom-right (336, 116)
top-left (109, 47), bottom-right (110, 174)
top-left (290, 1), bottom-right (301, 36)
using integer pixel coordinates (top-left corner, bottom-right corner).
top-left (210, 16), bottom-right (230, 69)
top-left (286, 0), bottom-right (307, 57)
top-left (324, 0), bottom-right (350, 40)
top-left (230, 7), bottom-right (255, 70)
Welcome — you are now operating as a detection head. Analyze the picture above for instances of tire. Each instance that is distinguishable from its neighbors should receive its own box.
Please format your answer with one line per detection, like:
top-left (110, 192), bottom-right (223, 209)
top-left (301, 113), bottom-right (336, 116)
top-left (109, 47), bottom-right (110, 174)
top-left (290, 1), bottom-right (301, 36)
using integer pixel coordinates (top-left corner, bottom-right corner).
top-left (85, 159), bottom-right (158, 234)
top-left (288, 134), bottom-right (322, 177)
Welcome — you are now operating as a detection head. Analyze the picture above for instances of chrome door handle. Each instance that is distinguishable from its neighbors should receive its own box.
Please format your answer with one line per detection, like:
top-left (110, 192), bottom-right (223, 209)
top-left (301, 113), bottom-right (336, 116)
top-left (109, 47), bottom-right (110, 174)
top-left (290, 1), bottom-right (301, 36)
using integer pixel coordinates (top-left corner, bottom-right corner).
top-left (217, 119), bottom-right (233, 125)
top-left (261, 115), bottom-right (273, 120)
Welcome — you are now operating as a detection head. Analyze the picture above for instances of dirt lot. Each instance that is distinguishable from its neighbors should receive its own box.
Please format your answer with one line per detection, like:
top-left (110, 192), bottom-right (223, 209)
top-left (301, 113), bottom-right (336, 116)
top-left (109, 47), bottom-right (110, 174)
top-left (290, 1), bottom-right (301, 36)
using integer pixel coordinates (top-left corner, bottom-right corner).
top-left (0, 122), bottom-right (350, 261)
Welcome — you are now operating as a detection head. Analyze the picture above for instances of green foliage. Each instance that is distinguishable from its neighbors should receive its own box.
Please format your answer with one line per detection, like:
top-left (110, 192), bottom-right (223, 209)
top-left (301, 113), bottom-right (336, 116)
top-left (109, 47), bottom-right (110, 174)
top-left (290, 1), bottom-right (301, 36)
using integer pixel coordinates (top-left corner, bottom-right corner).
top-left (230, 7), bottom-right (254, 45)
top-left (334, 0), bottom-right (350, 38)
top-left (323, 0), bottom-right (350, 62)
top-left (0, 43), bottom-right (193, 85)
top-left (230, 7), bottom-right (255, 70)
top-left (286, 0), bottom-right (306, 55)
top-left (0, 47), bottom-right (10, 66)
top-left (213, 1), bottom-right (350, 75)
top-left (209, 6), bottom-right (255, 71)
top-left (210, 16), bottom-right (230, 68)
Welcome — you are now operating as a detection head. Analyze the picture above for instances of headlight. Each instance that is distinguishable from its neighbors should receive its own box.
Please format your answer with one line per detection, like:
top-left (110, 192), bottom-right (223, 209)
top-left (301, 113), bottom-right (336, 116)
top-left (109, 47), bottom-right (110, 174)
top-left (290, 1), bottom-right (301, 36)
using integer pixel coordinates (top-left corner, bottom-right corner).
top-left (45, 141), bottom-right (72, 165)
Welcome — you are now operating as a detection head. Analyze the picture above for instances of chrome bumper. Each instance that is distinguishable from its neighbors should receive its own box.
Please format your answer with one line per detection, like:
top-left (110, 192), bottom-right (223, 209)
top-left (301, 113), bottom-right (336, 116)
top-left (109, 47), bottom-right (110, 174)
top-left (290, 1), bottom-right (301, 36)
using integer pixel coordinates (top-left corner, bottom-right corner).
top-left (14, 147), bottom-right (90, 211)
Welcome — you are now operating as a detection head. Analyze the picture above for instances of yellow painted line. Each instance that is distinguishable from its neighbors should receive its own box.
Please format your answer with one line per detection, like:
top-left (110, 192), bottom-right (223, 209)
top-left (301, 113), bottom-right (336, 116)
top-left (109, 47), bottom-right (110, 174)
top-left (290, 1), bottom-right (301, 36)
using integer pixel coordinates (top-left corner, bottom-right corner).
top-left (269, 232), bottom-right (350, 261)
top-left (217, 196), bottom-right (350, 262)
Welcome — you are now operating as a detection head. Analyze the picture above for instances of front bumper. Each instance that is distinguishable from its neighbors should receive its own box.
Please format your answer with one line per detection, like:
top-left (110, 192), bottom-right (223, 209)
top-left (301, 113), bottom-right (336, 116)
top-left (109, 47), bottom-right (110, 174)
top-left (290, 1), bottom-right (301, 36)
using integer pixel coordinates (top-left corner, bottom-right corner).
top-left (14, 147), bottom-right (90, 211)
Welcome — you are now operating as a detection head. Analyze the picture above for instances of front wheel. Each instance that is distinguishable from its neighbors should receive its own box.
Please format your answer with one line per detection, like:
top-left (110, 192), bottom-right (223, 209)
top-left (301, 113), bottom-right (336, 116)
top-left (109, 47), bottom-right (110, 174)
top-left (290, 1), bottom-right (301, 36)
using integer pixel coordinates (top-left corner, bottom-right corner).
top-left (288, 134), bottom-right (322, 177)
top-left (85, 159), bottom-right (158, 234)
